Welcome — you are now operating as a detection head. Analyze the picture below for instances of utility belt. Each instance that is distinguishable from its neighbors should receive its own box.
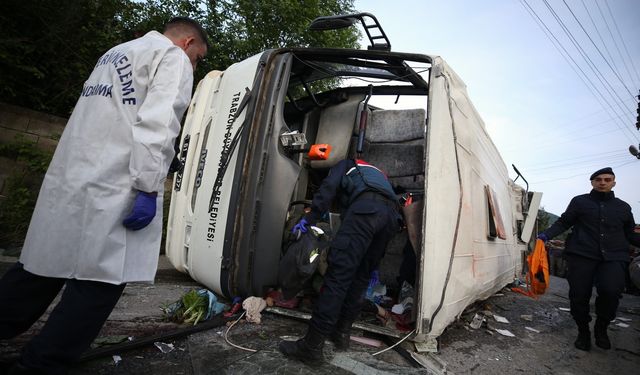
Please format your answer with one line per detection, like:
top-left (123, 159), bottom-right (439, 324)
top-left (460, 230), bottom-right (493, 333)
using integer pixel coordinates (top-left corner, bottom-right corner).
top-left (355, 191), bottom-right (400, 211)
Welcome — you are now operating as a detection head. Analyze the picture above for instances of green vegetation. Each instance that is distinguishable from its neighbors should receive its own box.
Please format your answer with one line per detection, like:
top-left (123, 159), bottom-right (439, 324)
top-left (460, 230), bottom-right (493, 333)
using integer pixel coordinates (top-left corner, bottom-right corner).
top-left (161, 289), bottom-right (208, 325)
top-left (537, 207), bottom-right (568, 241)
top-left (0, 138), bottom-right (53, 247)
top-left (0, 0), bottom-right (359, 118)
top-left (0, 0), bottom-right (358, 248)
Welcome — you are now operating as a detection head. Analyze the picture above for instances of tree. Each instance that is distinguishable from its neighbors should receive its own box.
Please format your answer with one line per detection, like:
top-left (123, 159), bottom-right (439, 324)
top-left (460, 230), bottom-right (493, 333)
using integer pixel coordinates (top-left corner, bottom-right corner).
top-left (0, 0), bottom-right (138, 116)
top-left (0, 0), bottom-right (358, 117)
top-left (0, 0), bottom-right (359, 248)
top-left (537, 207), bottom-right (552, 232)
top-left (537, 207), bottom-right (568, 241)
top-left (208, 0), bottom-right (358, 66)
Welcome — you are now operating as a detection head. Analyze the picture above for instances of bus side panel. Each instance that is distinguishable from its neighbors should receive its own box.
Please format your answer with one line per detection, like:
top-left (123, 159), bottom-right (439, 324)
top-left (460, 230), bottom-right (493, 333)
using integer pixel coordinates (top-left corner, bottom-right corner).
top-left (419, 58), bottom-right (526, 339)
top-left (166, 55), bottom-right (262, 296)
top-left (166, 71), bottom-right (222, 275)
top-left (232, 54), bottom-right (301, 296)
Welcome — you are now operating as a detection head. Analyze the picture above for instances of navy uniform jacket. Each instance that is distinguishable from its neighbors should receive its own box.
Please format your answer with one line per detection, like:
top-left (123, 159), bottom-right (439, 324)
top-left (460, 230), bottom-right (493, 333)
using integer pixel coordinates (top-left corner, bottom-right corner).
top-left (306, 159), bottom-right (396, 225)
top-left (543, 190), bottom-right (640, 261)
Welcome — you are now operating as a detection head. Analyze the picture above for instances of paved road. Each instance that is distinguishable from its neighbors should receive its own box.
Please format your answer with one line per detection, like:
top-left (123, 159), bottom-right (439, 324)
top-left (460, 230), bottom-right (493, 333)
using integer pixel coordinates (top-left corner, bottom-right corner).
top-left (2, 255), bottom-right (639, 374)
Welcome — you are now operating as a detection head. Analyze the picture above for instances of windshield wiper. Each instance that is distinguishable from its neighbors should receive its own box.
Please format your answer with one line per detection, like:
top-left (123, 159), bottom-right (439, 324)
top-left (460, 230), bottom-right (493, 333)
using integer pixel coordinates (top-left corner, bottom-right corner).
top-left (208, 87), bottom-right (252, 213)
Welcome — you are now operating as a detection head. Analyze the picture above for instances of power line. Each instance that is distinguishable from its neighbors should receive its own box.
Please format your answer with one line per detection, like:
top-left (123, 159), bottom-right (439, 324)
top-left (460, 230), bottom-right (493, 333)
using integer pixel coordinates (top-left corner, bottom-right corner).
top-left (503, 117), bottom-right (633, 154)
top-left (561, 0), bottom-right (635, 99)
top-left (543, 0), bottom-right (627, 121)
top-left (535, 127), bottom-right (627, 150)
top-left (520, 0), bottom-right (635, 141)
top-left (519, 0), bottom-right (639, 145)
top-left (604, 0), bottom-right (640, 85)
top-left (518, 0), bottom-right (631, 141)
top-left (523, 154), bottom-right (630, 174)
top-left (520, 149), bottom-right (627, 169)
top-left (527, 156), bottom-right (633, 179)
top-left (541, 0), bottom-right (638, 141)
top-left (519, 0), bottom-right (595, 98)
top-left (501, 108), bottom-right (631, 150)
top-left (529, 150), bottom-right (630, 167)
top-left (580, 0), bottom-right (619, 85)
top-left (530, 158), bottom-right (637, 184)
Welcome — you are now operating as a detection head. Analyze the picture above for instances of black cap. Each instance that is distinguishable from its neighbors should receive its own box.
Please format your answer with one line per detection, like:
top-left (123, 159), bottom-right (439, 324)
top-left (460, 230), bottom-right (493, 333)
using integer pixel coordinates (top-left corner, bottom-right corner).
top-left (590, 167), bottom-right (615, 180)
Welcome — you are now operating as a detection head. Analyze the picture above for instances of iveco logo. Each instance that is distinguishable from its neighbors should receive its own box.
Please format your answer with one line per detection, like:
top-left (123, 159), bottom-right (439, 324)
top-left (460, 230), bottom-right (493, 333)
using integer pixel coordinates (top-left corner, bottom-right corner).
top-left (174, 134), bottom-right (191, 191)
top-left (194, 149), bottom-right (208, 188)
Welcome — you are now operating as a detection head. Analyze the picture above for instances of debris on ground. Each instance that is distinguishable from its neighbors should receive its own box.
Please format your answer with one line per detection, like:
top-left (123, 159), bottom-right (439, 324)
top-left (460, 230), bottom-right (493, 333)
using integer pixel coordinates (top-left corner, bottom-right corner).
top-left (494, 328), bottom-right (515, 337)
top-left (350, 336), bottom-right (382, 347)
top-left (242, 296), bottom-right (267, 323)
top-left (265, 289), bottom-right (300, 309)
top-left (153, 341), bottom-right (175, 354)
top-left (520, 314), bottom-right (533, 321)
top-left (470, 313), bottom-right (484, 329)
top-left (91, 335), bottom-right (131, 348)
top-left (161, 289), bottom-right (226, 325)
top-left (223, 296), bottom-right (243, 318)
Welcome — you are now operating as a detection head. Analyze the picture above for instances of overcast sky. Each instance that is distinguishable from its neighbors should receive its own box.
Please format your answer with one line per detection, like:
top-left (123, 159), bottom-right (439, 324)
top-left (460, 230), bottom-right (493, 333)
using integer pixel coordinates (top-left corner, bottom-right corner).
top-left (353, 0), bottom-right (640, 218)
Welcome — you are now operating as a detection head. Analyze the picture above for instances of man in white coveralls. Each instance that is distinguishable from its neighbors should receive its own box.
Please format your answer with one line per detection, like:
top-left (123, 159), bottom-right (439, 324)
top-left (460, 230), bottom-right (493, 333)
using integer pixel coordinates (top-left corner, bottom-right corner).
top-left (0, 17), bottom-right (208, 375)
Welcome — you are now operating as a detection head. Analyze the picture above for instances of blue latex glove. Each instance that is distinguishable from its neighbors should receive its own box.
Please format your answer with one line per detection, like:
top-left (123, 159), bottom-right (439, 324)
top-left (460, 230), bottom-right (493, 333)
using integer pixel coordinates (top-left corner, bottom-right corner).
top-left (292, 218), bottom-right (309, 235)
top-left (537, 233), bottom-right (549, 242)
top-left (123, 191), bottom-right (157, 230)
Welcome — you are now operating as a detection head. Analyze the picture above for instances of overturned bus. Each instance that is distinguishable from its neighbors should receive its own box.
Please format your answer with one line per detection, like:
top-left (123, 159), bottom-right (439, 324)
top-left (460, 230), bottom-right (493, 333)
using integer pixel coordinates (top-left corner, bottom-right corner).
top-left (165, 13), bottom-right (542, 349)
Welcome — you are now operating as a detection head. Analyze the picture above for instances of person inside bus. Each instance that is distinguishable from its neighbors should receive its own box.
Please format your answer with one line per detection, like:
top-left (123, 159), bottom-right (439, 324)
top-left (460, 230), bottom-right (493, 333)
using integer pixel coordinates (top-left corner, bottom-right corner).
top-left (279, 158), bottom-right (401, 362)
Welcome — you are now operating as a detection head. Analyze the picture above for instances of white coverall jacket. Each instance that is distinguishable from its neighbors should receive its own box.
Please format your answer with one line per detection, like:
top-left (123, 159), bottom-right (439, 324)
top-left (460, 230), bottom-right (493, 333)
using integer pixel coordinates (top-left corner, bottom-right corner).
top-left (20, 31), bottom-right (193, 284)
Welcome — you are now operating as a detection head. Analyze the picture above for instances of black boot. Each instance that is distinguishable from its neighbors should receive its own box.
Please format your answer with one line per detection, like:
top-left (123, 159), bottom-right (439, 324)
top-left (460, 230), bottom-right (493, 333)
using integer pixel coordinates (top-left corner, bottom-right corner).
top-left (330, 320), bottom-right (353, 351)
top-left (279, 326), bottom-right (325, 362)
top-left (594, 319), bottom-right (611, 350)
top-left (574, 324), bottom-right (591, 351)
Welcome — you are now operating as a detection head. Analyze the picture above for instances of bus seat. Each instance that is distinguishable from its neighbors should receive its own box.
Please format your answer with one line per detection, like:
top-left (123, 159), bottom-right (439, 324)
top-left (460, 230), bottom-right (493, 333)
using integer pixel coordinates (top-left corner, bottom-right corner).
top-left (356, 108), bottom-right (426, 190)
top-left (309, 94), bottom-right (366, 169)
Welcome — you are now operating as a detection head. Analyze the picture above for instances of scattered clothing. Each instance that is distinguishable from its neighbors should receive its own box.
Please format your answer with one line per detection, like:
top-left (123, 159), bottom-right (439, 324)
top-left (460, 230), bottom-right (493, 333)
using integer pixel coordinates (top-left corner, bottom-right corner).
top-left (243, 297), bottom-right (267, 324)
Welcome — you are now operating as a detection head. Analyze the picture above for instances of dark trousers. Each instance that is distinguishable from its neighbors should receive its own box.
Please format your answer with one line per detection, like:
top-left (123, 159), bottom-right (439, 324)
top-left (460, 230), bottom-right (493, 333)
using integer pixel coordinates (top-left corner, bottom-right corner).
top-left (0, 263), bottom-right (125, 375)
top-left (310, 198), bottom-right (399, 336)
top-left (565, 255), bottom-right (627, 326)
top-left (397, 239), bottom-right (417, 287)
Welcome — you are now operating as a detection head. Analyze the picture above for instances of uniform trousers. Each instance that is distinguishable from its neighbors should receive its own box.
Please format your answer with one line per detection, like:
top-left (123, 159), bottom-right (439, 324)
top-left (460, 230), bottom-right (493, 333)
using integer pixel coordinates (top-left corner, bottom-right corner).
top-left (565, 254), bottom-right (627, 325)
top-left (310, 196), bottom-right (399, 336)
top-left (0, 262), bottom-right (125, 375)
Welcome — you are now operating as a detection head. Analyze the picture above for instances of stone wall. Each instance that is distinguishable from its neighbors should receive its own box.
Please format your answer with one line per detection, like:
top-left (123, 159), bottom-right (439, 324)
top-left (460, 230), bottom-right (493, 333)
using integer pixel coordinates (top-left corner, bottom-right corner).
top-left (0, 103), bottom-right (174, 252)
top-left (0, 102), bottom-right (67, 196)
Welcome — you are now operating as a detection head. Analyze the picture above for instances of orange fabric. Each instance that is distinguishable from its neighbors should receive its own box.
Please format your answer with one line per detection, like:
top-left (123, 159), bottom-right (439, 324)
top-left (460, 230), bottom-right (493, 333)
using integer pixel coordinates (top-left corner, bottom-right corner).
top-left (512, 239), bottom-right (549, 299)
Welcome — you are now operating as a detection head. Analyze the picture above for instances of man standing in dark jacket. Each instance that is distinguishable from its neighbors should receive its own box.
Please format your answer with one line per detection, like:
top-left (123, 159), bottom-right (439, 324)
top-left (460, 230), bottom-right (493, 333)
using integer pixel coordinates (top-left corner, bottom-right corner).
top-left (279, 159), bottom-right (401, 362)
top-left (538, 167), bottom-right (640, 351)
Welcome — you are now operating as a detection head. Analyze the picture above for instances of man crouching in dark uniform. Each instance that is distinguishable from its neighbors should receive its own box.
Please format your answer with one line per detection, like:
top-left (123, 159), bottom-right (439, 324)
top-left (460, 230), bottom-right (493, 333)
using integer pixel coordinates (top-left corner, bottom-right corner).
top-left (279, 158), bottom-right (401, 362)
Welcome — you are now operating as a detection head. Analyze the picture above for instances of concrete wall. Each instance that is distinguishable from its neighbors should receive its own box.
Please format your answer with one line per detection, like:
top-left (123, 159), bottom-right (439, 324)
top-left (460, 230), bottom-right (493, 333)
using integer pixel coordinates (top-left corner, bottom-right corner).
top-left (0, 102), bottom-right (67, 197)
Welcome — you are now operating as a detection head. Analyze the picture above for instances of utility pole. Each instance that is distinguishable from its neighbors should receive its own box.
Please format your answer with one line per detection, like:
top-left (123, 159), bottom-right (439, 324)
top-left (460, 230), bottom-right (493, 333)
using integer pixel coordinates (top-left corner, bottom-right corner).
top-left (636, 90), bottom-right (640, 131)
top-left (630, 90), bottom-right (640, 159)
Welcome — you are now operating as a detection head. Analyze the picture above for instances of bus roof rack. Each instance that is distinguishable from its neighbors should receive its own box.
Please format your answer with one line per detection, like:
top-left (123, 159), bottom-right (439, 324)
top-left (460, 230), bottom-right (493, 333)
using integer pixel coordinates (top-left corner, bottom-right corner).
top-left (309, 12), bottom-right (391, 51)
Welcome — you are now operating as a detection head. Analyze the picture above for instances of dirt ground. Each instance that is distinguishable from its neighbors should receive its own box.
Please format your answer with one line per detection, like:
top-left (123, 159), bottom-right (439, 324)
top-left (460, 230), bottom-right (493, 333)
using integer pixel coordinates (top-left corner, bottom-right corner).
top-left (434, 280), bottom-right (640, 374)
top-left (1, 255), bottom-right (639, 374)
